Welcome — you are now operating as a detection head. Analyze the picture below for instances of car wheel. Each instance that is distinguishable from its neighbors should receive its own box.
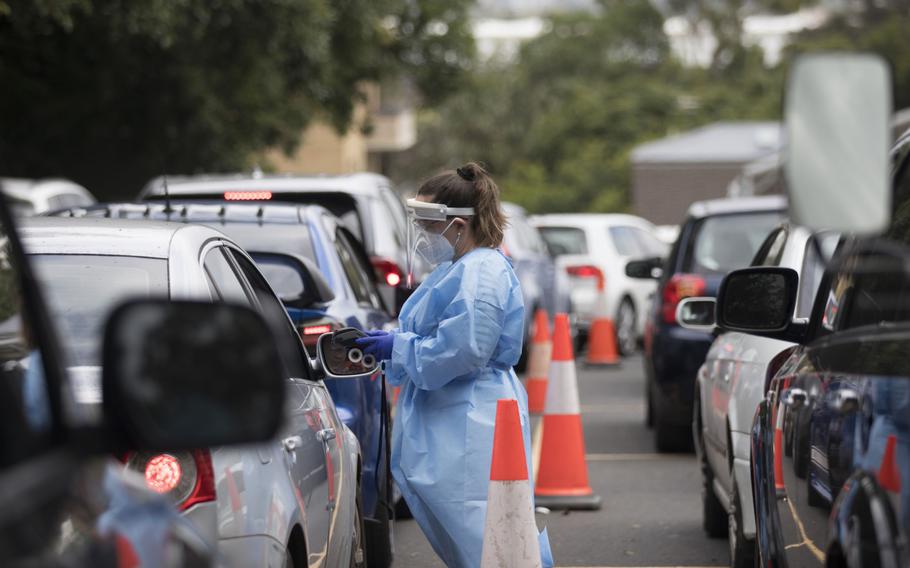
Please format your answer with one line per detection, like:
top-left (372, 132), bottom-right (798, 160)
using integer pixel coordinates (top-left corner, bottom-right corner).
top-left (792, 411), bottom-right (810, 479)
top-left (729, 471), bottom-right (756, 567)
top-left (351, 488), bottom-right (366, 568)
top-left (655, 413), bottom-right (692, 453)
top-left (699, 440), bottom-right (726, 537)
top-left (615, 299), bottom-right (637, 356)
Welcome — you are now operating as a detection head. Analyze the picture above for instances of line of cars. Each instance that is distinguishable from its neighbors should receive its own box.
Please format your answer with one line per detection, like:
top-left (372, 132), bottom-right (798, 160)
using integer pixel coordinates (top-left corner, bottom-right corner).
top-left (625, 53), bottom-right (909, 567)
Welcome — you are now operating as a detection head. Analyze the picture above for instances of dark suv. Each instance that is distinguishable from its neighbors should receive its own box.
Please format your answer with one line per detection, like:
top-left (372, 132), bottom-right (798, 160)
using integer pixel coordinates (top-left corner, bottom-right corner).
top-left (628, 196), bottom-right (785, 451)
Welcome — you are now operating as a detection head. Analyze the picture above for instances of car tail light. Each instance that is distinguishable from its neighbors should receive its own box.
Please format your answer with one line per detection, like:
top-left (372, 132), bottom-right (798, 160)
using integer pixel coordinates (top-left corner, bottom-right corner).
top-left (125, 450), bottom-right (216, 512)
top-left (297, 316), bottom-right (342, 349)
top-left (371, 257), bottom-right (404, 287)
top-left (661, 273), bottom-right (706, 324)
top-left (224, 191), bottom-right (272, 201)
top-left (566, 264), bottom-right (605, 289)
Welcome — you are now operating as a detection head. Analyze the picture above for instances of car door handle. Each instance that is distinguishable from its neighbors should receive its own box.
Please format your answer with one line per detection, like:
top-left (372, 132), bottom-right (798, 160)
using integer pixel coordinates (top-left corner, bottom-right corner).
top-left (282, 436), bottom-right (304, 452)
top-left (783, 388), bottom-right (807, 409)
top-left (316, 428), bottom-right (336, 443)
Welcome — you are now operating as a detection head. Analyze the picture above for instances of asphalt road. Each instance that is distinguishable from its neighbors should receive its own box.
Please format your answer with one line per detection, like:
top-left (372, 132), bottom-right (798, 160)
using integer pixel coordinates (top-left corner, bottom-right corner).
top-left (392, 355), bottom-right (730, 567)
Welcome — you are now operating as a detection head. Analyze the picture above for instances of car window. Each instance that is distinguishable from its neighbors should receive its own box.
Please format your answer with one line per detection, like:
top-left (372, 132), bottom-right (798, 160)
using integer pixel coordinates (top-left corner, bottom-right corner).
top-left (0, 231), bottom-right (58, 467)
top-left (203, 248), bottom-right (252, 305)
top-left (751, 227), bottom-right (788, 267)
top-left (797, 233), bottom-right (839, 319)
top-left (335, 229), bottom-right (381, 308)
top-left (682, 212), bottom-right (784, 276)
top-left (250, 254), bottom-right (307, 301)
top-left (379, 189), bottom-right (407, 246)
top-left (629, 227), bottom-right (667, 257)
top-left (608, 226), bottom-right (644, 257)
top-left (538, 226), bottom-right (588, 256)
top-left (227, 249), bottom-right (311, 375)
top-left (31, 255), bottom-right (169, 367)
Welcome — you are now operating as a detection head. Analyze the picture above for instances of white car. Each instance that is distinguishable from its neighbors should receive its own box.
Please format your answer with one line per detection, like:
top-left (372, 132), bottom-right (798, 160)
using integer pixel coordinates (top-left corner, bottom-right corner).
top-left (0, 178), bottom-right (95, 215)
top-left (531, 213), bottom-right (667, 354)
top-left (682, 224), bottom-right (837, 567)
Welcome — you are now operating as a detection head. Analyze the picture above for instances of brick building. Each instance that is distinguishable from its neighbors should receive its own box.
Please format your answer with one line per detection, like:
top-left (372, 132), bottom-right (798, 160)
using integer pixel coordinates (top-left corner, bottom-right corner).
top-left (630, 122), bottom-right (782, 225)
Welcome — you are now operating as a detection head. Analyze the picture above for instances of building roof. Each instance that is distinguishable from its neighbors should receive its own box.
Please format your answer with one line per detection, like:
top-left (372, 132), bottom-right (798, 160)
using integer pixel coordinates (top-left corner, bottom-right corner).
top-left (631, 121), bottom-right (782, 165)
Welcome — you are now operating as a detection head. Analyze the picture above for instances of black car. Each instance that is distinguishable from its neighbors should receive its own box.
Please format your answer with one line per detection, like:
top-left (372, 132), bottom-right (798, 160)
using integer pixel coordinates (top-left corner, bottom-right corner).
top-left (628, 195), bottom-right (785, 452)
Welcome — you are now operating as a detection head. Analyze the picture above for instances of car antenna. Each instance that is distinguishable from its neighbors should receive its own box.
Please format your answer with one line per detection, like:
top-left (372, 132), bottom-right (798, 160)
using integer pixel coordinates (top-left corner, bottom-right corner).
top-left (162, 174), bottom-right (173, 220)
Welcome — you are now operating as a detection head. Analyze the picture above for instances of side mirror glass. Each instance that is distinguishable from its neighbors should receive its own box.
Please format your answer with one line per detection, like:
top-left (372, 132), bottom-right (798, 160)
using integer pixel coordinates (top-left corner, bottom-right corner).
top-left (717, 267), bottom-right (799, 333)
top-left (625, 257), bottom-right (663, 280)
top-left (316, 329), bottom-right (379, 379)
top-left (785, 52), bottom-right (892, 235)
top-left (102, 300), bottom-right (285, 450)
top-left (676, 297), bottom-right (716, 331)
top-left (251, 252), bottom-right (335, 308)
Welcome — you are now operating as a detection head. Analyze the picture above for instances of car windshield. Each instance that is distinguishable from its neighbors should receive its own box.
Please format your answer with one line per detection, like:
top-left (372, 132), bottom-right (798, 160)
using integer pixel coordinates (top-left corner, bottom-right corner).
top-left (30, 254), bottom-right (169, 366)
top-left (683, 212), bottom-right (784, 275)
top-left (538, 226), bottom-right (588, 256)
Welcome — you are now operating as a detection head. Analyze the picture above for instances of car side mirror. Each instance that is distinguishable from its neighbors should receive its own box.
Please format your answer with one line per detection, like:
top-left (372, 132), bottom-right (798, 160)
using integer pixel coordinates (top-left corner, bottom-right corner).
top-left (101, 300), bottom-right (286, 451)
top-left (785, 52), bottom-right (892, 235)
top-left (315, 330), bottom-right (380, 379)
top-left (251, 252), bottom-right (335, 308)
top-left (625, 257), bottom-right (663, 280)
top-left (676, 297), bottom-right (716, 331)
top-left (716, 267), bottom-right (800, 336)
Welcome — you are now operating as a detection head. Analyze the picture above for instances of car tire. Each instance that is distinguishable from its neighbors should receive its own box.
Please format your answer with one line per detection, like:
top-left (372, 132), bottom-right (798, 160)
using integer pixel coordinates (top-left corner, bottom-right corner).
top-left (700, 442), bottom-right (726, 538)
top-left (615, 298), bottom-right (637, 356)
top-left (792, 410), bottom-right (810, 479)
top-left (807, 477), bottom-right (826, 508)
top-left (352, 489), bottom-right (367, 568)
top-left (655, 413), bottom-right (692, 453)
top-left (729, 471), bottom-right (756, 568)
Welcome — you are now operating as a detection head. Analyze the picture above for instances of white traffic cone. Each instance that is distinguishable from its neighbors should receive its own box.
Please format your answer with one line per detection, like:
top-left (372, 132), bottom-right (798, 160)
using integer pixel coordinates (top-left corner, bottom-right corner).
top-left (481, 399), bottom-right (542, 568)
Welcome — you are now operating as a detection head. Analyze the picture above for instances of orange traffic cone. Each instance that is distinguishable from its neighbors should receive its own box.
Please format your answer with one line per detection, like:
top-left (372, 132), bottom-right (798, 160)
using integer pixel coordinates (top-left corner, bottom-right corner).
top-left (526, 309), bottom-right (552, 415)
top-left (878, 434), bottom-right (902, 493)
top-left (535, 314), bottom-right (602, 510)
top-left (481, 399), bottom-right (542, 568)
top-left (585, 276), bottom-right (620, 366)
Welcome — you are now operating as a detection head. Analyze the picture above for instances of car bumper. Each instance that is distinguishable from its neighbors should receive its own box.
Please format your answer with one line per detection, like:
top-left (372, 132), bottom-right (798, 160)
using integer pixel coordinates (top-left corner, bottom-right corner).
top-left (217, 534), bottom-right (286, 568)
top-left (649, 325), bottom-right (713, 426)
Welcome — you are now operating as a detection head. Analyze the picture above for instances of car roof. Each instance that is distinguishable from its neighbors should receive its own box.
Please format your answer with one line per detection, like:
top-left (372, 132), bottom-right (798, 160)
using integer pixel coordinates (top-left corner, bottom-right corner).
top-left (20, 217), bottom-right (223, 258)
top-left (686, 195), bottom-right (787, 219)
top-left (530, 213), bottom-right (656, 228)
top-left (1, 178), bottom-right (95, 201)
top-left (141, 172), bottom-right (391, 198)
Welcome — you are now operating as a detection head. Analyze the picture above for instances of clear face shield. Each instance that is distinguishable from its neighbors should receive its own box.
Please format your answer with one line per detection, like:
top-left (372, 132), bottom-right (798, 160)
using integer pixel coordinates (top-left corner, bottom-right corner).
top-left (405, 199), bottom-right (474, 288)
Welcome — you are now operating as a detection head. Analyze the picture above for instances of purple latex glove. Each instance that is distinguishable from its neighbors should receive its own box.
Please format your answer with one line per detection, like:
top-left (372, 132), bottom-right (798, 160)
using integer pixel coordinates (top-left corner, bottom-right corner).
top-left (356, 330), bottom-right (394, 360)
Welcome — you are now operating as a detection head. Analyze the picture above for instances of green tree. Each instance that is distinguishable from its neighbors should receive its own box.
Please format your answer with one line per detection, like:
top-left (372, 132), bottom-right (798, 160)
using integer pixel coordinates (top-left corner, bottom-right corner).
top-left (0, 0), bottom-right (475, 199)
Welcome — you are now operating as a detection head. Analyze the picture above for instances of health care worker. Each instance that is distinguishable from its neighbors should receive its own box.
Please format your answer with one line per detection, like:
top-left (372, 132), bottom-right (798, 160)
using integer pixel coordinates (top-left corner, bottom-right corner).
top-left (356, 163), bottom-right (551, 567)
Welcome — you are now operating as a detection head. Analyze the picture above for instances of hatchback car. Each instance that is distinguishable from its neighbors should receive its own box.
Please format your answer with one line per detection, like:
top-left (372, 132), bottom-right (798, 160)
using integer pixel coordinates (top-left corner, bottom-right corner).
top-left (22, 217), bottom-right (365, 567)
top-left (55, 200), bottom-right (395, 566)
top-left (684, 224), bottom-right (836, 566)
top-left (627, 196), bottom-right (786, 452)
top-left (139, 172), bottom-right (418, 314)
top-left (532, 213), bottom-right (667, 355)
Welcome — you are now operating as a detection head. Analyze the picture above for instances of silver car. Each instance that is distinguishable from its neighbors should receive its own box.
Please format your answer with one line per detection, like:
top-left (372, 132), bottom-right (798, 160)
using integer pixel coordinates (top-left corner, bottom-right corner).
top-left (681, 224), bottom-right (837, 567)
top-left (22, 217), bottom-right (364, 567)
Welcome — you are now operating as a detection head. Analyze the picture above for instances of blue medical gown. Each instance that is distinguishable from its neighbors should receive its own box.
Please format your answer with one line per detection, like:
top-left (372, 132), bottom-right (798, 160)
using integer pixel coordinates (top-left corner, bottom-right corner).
top-left (387, 247), bottom-right (533, 567)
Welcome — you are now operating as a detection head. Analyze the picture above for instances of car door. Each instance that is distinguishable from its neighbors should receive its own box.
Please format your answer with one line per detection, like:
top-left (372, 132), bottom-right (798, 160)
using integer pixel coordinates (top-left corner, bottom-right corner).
top-left (224, 244), bottom-right (346, 561)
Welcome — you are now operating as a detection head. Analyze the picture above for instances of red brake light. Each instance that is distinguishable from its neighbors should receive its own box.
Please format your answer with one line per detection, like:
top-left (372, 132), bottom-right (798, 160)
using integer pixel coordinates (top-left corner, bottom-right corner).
top-left (125, 449), bottom-right (215, 511)
top-left (224, 191), bottom-right (273, 201)
top-left (371, 257), bottom-right (404, 288)
top-left (302, 324), bottom-right (332, 336)
top-left (566, 264), bottom-right (605, 290)
top-left (661, 274), bottom-right (707, 324)
top-left (145, 454), bottom-right (182, 494)
top-left (297, 318), bottom-right (342, 348)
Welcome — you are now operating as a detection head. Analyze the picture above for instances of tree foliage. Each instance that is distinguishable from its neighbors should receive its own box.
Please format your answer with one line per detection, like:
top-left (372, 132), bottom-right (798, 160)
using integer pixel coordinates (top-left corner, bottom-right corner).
top-left (0, 0), bottom-right (474, 199)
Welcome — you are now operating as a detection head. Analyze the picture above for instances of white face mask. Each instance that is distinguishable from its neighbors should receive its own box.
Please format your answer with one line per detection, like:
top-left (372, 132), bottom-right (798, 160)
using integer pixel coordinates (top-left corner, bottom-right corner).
top-left (416, 219), bottom-right (459, 266)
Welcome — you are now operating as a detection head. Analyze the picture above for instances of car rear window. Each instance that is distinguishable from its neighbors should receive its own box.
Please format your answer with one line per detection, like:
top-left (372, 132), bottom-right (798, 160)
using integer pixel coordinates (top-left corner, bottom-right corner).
top-left (250, 254), bottom-right (306, 301)
top-left (30, 254), bottom-right (169, 366)
top-left (538, 226), bottom-right (588, 256)
top-left (682, 212), bottom-right (784, 275)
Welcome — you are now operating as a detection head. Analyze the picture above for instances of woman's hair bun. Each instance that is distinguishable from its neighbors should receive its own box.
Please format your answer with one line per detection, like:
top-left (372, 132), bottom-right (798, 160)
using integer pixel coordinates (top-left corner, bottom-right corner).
top-left (456, 166), bottom-right (475, 182)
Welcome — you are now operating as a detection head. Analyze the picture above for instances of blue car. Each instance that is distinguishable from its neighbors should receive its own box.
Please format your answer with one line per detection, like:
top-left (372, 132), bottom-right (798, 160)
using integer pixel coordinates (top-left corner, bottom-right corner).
top-left (52, 201), bottom-right (396, 567)
top-left (626, 196), bottom-right (785, 452)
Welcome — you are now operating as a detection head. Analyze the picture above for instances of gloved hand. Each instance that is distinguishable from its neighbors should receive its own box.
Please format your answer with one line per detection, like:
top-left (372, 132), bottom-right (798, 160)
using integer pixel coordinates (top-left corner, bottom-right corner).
top-left (355, 330), bottom-right (394, 361)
